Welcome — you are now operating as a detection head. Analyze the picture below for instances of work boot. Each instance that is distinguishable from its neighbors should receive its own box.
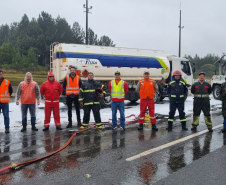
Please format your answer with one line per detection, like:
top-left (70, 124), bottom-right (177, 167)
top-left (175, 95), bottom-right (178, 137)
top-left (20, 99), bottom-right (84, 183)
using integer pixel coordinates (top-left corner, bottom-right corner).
top-left (77, 120), bottom-right (82, 127)
top-left (56, 126), bottom-right (63, 130)
top-left (152, 124), bottom-right (158, 131)
top-left (166, 122), bottom-right (173, 131)
top-left (5, 129), bottom-right (9, 133)
top-left (138, 124), bottom-right (143, 131)
top-left (80, 125), bottom-right (87, 129)
top-left (43, 127), bottom-right (49, 131)
top-left (204, 116), bottom-right (212, 129)
top-left (97, 125), bottom-right (102, 129)
top-left (222, 128), bottom-right (226, 133)
top-left (66, 121), bottom-right (72, 128)
top-left (21, 127), bottom-right (27, 132)
top-left (208, 128), bottom-right (213, 132)
top-left (32, 126), bottom-right (38, 131)
top-left (181, 122), bottom-right (188, 131)
top-left (191, 126), bottom-right (197, 131)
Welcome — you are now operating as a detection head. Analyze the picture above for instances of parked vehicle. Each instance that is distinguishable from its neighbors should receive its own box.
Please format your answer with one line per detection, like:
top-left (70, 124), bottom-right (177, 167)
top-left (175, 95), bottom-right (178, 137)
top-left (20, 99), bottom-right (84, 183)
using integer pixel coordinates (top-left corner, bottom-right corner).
top-left (50, 43), bottom-right (193, 107)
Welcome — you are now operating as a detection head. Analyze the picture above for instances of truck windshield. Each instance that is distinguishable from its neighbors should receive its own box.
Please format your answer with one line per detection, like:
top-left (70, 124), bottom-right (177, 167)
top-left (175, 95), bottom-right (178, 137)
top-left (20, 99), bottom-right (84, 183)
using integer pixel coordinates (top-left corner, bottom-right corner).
top-left (181, 61), bottom-right (191, 75)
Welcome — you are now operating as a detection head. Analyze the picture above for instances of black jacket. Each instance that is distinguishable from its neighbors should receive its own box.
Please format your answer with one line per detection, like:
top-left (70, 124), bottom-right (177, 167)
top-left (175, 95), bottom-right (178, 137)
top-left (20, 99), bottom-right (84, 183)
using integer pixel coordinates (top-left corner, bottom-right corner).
top-left (62, 74), bottom-right (82, 98)
top-left (79, 79), bottom-right (106, 105)
top-left (168, 79), bottom-right (187, 103)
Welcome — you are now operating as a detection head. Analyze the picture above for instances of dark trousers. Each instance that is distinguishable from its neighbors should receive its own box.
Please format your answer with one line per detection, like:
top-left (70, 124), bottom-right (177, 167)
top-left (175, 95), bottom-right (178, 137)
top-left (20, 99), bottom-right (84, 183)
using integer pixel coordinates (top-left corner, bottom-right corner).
top-left (193, 98), bottom-right (210, 116)
top-left (0, 103), bottom-right (9, 129)
top-left (168, 102), bottom-right (186, 123)
top-left (21, 104), bottom-right (36, 127)
top-left (67, 96), bottom-right (80, 122)
top-left (83, 104), bottom-right (101, 125)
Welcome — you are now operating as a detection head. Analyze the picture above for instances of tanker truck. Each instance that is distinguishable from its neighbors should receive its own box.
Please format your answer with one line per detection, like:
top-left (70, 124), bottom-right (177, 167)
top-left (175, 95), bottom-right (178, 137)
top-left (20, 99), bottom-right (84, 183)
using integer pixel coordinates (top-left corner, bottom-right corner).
top-left (50, 43), bottom-right (193, 107)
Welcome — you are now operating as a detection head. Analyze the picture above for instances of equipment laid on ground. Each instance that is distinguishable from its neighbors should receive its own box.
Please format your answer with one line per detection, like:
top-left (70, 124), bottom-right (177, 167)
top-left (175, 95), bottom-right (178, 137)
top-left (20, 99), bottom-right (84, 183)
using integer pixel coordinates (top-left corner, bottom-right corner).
top-left (50, 43), bottom-right (194, 106)
top-left (211, 53), bottom-right (226, 100)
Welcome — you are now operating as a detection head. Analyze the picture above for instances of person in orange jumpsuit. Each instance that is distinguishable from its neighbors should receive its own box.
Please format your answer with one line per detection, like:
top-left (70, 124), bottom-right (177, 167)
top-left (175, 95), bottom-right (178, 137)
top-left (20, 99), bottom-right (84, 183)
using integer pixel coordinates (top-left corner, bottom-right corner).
top-left (40, 72), bottom-right (63, 131)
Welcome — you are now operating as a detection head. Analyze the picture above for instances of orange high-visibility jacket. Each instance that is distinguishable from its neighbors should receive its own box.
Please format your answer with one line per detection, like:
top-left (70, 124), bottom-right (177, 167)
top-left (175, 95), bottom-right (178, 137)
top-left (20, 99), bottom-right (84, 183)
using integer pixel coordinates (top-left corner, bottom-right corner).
top-left (66, 75), bottom-right (80, 95)
top-left (0, 79), bottom-right (10, 103)
top-left (139, 78), bottom-right (155, 99)
top-left (20, 81), bottom-right (36, 104)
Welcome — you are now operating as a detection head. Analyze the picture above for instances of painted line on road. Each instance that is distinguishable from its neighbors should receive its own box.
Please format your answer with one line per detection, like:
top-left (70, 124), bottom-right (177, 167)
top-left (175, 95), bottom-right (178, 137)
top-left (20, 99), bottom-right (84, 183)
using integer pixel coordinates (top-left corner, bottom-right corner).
top-left (126, 124), bottom-right (222, 161)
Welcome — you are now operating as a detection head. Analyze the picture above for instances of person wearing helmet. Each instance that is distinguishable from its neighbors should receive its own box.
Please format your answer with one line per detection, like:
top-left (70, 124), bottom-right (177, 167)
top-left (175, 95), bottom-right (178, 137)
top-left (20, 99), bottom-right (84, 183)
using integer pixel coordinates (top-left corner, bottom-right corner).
top-left (79, 72), bottom-right (106, 129)
top-left (191, 72), bottom-right (213, 132)
top-left (166, 70), bottom-right (188, 131)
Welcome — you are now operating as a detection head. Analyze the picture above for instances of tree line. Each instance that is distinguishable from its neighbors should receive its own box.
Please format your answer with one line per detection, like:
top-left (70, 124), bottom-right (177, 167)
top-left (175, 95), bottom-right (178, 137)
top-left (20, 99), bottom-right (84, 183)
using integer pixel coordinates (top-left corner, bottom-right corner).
top-left (185, 54), bottom-right (221, 78)
top-left (0, 11), bottom-right (115, 71)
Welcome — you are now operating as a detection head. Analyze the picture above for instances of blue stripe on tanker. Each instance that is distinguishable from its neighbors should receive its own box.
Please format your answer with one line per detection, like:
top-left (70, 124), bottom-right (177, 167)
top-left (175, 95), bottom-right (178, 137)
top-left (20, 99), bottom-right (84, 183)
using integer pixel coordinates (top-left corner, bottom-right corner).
top-left (53, 52), bottom-right (163, 68)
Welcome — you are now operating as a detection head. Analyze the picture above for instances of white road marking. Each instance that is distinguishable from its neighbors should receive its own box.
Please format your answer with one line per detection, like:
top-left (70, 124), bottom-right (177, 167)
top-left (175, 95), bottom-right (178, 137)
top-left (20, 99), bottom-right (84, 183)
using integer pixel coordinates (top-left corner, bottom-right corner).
top-left (126, 124), bottom-right (223, 161)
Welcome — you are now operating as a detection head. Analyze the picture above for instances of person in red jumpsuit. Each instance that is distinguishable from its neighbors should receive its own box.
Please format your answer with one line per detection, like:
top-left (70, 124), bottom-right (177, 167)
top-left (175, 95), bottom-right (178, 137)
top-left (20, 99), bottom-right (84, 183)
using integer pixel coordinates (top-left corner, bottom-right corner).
top-left (40, 72), bottom-right (63, 131)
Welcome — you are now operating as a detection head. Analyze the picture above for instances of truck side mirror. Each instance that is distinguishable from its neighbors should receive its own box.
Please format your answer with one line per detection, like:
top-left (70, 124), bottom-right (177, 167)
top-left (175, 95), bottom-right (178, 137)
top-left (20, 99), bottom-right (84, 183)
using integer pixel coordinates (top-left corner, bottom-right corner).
top-left (193, 66), bottom-right (196, 73)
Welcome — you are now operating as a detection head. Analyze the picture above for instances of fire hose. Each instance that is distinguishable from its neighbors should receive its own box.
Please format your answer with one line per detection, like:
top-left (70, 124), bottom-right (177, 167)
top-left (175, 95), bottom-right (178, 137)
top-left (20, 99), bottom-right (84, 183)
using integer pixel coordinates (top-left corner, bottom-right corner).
top-left (0, 124), bottom-right (95, 174)
top-left (0, 114), bottom-right (138, 175)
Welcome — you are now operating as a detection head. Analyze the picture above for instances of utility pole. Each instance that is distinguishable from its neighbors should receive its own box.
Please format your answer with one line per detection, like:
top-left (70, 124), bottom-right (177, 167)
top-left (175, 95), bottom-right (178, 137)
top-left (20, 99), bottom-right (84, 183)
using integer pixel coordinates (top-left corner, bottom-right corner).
top-left (178, 8), bottom-right (184, 57)
top-left (83, 0), bottom-right (92, 45)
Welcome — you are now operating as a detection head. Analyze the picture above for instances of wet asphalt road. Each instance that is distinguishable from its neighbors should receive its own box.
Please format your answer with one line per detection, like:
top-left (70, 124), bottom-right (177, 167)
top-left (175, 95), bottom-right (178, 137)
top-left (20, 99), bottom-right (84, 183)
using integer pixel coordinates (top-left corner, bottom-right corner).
top-left (0, 102), bottom-right (225, 185)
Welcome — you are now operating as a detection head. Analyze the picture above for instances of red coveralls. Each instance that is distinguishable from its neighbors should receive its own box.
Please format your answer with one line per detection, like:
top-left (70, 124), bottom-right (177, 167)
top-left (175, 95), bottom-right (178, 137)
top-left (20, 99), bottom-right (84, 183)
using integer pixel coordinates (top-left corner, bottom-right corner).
top-left (138, 78), bottom-right (157, 125)
top-left (40, 72), bottom-right (63, 128)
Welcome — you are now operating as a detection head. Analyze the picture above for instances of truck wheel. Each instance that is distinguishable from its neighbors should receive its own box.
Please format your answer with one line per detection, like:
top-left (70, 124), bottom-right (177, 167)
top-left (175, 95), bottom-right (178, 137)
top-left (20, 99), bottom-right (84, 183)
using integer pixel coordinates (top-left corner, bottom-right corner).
top-left (154, 91), bottom-right (161, 103)
top-left (184, 91), bottom-right (188, 101)
top-left (130, 100), bottom-right (138, 103)
top-left (100, 92), bottom-right (111, 108)
top-left (213, 85), bottom-right (221, 100)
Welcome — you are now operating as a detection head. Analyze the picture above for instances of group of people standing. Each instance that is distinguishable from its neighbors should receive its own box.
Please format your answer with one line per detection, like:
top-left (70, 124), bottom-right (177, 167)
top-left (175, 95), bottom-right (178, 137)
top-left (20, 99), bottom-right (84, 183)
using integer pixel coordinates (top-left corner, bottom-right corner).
top-left (0, 67), bottom-right (225, 134)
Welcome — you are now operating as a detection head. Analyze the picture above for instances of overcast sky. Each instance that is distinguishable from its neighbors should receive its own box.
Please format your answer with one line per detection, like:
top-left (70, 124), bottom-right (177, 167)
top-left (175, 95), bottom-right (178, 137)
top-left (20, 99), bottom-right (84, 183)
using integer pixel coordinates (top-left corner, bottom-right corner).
top-left (1, 0), bottom-right (226, 57)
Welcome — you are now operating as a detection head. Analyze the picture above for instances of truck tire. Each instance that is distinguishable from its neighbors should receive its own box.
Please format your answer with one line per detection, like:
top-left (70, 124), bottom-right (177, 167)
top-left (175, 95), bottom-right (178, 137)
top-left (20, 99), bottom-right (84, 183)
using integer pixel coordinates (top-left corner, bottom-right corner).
top-left (154, 91), bottom-right (161, 103)
top-left (100, 91), bottom-right (111, 108)
top-left (184, 91), bottom-right (188, 101)
top-left (130, 100), bottom-right (138, 103)
top-left (213, 85), bottom-right (221, 100)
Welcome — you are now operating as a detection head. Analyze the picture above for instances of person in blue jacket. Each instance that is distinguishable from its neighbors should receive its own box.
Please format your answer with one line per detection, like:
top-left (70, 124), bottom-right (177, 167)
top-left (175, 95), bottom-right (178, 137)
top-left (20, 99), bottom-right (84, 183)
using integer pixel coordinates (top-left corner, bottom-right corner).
top-left (167, 70), bottom-right (188, 131)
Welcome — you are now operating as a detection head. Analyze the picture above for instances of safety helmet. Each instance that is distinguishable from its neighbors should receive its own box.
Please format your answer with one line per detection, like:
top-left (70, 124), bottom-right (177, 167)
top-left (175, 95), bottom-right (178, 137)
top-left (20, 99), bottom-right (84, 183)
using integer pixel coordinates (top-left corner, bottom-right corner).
top-left (94, 87), bottom-right (103, 98)
top-left (173, 70), bottom-right (182, 76)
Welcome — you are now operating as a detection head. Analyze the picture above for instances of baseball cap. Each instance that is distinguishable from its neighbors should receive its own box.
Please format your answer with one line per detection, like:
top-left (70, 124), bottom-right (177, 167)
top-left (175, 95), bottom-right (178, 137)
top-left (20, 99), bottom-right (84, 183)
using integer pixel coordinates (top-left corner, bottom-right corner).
top-left (115, 71), bottom-right (121, 75)
top-left (199, 72), bottom-right (205, 76)
top-left (144, 70), bottom-right (149, 74)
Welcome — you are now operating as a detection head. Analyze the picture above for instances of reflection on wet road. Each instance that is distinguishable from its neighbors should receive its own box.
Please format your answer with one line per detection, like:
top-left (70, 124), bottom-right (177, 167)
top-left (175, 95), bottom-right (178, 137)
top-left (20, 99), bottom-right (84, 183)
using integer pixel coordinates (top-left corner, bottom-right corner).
top-left (0, 104), bottom-right (225, 185)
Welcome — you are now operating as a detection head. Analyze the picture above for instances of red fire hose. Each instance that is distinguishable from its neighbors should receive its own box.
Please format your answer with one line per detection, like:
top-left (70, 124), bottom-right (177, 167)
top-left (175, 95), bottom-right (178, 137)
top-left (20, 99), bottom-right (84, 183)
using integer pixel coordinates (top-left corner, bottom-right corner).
top-left (0, 124), bottom-right (95, 174)
top-left (0, 114), bottom-right (138, 175)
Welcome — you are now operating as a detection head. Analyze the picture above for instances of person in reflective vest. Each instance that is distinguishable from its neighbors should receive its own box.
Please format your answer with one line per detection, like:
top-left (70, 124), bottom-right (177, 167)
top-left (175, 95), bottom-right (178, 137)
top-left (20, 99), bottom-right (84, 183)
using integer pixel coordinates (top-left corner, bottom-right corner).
top-left (167, 70), bottom-right (188, 131)
top-left (108, 71), bottom-right (128, 130)
top-left (16, 72), bottom-right (41, 132)
top-left (0, 69), bottom-right (13, 133)
top-left (79, 72), bottom-right (106, 129)
top-left (63, 66), bottom-right (82, 128)
top-left (41, 72), bottom-right (63, 131)
top-left (191, 72), bottom-right (213, 132)
top-left (136, 70), bottom-right (158, 131)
